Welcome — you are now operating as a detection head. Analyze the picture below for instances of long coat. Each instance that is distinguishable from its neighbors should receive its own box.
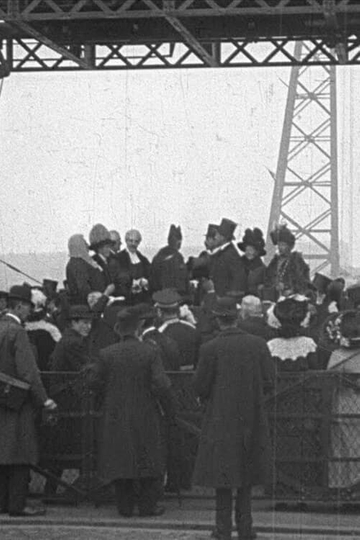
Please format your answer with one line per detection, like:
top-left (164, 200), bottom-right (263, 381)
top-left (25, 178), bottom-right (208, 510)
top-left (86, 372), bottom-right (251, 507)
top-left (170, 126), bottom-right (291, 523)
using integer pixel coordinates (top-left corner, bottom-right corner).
top-left (66, 257), bottom-right (106, 304)
top-left (0, 315), bottom-right (47, 465)
top-left (115, 249), bottom-right (151, 304)
top-left (210, 243), bottom-right (247, 297)
top-left (264, 251), bottom-right (310, 296)
top-left (241, 255), bottom-right (266, 296)
top-left (50, 328), bottom-right (90, 372)
top-left (193, 328), bottom-right (271, 488)
top-left (150, 246), bottom-right (189, 296)
top-left (89, 336), bottom-right (172, 483)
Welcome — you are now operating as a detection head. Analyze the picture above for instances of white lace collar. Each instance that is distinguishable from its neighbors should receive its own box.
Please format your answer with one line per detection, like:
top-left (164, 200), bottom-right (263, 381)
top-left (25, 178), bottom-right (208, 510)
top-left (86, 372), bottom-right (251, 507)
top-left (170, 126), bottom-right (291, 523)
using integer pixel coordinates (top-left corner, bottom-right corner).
top-left (267, 336), bottom-right (317, 361)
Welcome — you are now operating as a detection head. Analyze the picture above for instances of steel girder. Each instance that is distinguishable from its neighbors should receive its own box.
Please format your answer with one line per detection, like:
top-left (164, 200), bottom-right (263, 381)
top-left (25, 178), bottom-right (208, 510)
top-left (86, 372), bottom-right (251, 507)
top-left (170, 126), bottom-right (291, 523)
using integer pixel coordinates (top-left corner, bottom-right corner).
top-left (0, 1), bottom-right (359, 72)
top-left (0, 37), bottom-right (360, 72)
top-left (266, 41), bottom-right (339, 276)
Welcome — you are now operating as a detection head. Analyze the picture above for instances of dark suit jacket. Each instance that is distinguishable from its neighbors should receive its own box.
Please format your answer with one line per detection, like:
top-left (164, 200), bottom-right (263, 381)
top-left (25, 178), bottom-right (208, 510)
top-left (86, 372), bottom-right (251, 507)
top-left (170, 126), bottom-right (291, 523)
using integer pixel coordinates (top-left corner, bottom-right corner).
top-left (210, 243), bottom-right (247, 297)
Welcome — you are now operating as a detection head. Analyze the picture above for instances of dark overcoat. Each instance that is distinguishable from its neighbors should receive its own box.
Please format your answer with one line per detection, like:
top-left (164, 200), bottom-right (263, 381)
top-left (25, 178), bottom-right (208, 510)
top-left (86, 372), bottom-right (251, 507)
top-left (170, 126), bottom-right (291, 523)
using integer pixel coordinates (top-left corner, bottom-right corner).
top-left (193, 328), bottom-right (271, 488)
top-left (89, 337), bottom-right (172, 483)
top-left (241, 255), bottom-right (266, 296)
top-left (66, 257), bottom-right (106, 304)
top-left (115, 249), bottom-right (151, 304)
top-left (0, 315), bottom-right (47, 465)
top-left (264, 251), bottom-right (310, 296)
top-left (160, 320), bottom-right (201, 369)
top-left (150, 246), bottom-right (189, 295)
top-left (210, 244), bottom-right (247, 297)
top-left (50, 328), bottom-right (90, 372)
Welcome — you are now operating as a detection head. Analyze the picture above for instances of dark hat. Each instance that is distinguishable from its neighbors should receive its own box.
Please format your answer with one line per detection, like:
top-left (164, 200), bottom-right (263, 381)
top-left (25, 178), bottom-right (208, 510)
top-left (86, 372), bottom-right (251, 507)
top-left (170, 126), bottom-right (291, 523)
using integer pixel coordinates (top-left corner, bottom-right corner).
top-left (167, 224), bottom-right (182, 247)
top-left (340, 310), bottom-right (360, 338)
top-left (68, 304), bottom-right (93, 320)
top-left (205, 223), bottom-right (218, 238)
top-left (115, 307), bottom-right (140, 333)
top-left (89, 223), bottom-right (113, 250)
top-left (225, 290), bottom-right (245, 303)
top-left (8, 285), bottom-right (34, 307)
top-left (133, 303), bottom-right (157, 321)
top-left (0, 291), bottom-right (8, 299)
top-left (153, 289), bottom-right (182, 309)
top-left (212, 297), bottom-right (238, 318)
top-left (102, 303), bottom-right (126, 330)
top-left (270, 224), bottom-right (296, 248)
top-left (347, 285), bottom-right (360, 306)
top-left (274, 295), bottom-right (309, 327)
top-left (238, 228), bottom-right (266, 257)
top-left (312, 273), bottom-right (332, 294)
top-left (217, 218), bottom-right (237, 241)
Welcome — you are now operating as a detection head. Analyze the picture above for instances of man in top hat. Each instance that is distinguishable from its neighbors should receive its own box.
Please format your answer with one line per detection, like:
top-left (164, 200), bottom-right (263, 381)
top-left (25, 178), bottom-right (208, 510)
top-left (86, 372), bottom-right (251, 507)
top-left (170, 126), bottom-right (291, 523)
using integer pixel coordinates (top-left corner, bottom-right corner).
top-left (193, 296), bottom-right (271, 540)
top-left (0, 285), bottom-right (56, 516)
top-left (154, 289), bottom-right (200, 370)
top-left (150, 225), bottom-right (189, 297)
top-left (210, 218), bottom-right (247, 297)
top-left (264, 223), bottom-right (310, 299)
top-left (89, 306), bottom-right (174, 517)
top-left (115, 229), bottom-right (151, 305)
top-left (50, 305), bottom-right (93, 372)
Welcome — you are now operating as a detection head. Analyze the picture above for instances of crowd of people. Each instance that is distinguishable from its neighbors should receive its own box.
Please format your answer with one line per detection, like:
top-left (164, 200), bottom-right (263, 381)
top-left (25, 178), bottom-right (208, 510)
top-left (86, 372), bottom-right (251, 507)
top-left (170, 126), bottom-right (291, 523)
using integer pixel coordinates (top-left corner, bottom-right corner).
top-left (1, 217), bottom-right (360, 540)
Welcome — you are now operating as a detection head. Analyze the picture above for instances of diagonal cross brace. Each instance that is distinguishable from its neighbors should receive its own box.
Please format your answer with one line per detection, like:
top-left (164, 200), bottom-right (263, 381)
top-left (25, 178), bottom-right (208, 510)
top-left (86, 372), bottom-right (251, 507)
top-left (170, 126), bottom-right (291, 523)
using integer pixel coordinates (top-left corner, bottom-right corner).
top-left (10, 20), bottom-right (91, 69)
top-left (163, 1), bottom-right (218, 67)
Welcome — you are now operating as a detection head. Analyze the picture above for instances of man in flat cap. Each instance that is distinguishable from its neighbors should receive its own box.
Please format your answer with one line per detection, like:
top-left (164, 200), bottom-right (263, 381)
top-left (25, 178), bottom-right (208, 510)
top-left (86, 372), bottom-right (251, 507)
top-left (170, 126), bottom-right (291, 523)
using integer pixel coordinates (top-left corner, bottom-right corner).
top-left (89, 306), bottom-right (174, 517)
top-left (193, 296), bottom-right (271, 540)
top-left (0, 285), bottom-right (56, 516)
top-left (150, 225), bottom-right (189, 297)
top-left (210, 218), bottom-right (247, 298)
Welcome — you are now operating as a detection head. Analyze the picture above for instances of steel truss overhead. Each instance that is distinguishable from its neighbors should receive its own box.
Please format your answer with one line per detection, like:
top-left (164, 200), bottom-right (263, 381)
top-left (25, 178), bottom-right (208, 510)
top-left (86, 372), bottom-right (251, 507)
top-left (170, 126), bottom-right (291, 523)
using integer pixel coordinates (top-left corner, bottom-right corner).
top-left (0, 0), bottom-right (360, 72)
top-left (266, 41), bottom-right (339, 276)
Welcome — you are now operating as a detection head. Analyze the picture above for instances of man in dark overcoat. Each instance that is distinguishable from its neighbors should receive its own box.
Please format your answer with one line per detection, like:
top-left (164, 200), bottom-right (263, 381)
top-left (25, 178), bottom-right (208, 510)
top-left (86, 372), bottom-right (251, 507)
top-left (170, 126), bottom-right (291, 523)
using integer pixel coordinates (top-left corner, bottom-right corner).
top-left (0, 285), bottom-right (56, 516)
top-left (210, 218), bottom-right (247, 297)
top-left (89, 306), bottom-right (174, 517)
top-left (150, 225), bottom-right (189, 296)
top-left (193, 297), bottom-right (271, 540)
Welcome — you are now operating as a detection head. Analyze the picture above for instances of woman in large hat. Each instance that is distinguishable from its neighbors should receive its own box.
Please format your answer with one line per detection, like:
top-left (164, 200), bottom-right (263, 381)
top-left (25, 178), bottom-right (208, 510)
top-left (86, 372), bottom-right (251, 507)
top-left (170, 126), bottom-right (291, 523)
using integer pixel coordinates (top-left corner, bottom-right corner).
top-left (238, 227), bottom-right (266, 296)
top-left (327, 311), bottom-right (360, 491)
top-left (267, 294), bottom-right (318, 372)
top-left (264, 224), bottom-right (310, 299)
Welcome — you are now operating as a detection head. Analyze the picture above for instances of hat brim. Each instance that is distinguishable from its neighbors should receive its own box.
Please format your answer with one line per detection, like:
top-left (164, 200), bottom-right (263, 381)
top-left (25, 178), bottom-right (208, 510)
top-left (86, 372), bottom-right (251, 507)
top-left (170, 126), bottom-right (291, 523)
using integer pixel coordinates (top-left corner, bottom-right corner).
top-left (8, 294), bottom-right (34, 307)
top-left (212, 309), bottom-right (238, 318)
top-left (67, 312), bottom-right (93, 320)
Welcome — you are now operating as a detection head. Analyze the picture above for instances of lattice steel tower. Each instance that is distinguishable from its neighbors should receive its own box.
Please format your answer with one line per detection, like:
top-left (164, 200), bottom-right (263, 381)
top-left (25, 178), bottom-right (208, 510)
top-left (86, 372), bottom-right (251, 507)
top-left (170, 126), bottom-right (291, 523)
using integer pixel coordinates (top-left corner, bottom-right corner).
top-left (266, 41), bottom-right (340, 277)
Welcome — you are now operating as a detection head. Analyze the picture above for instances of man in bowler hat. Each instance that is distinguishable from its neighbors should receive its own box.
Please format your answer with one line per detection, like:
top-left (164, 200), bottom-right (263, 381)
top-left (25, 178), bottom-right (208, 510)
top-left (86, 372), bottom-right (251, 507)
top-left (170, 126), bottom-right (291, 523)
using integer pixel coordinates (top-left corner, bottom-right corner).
top-left (0, 285), bottom-right (56, 516)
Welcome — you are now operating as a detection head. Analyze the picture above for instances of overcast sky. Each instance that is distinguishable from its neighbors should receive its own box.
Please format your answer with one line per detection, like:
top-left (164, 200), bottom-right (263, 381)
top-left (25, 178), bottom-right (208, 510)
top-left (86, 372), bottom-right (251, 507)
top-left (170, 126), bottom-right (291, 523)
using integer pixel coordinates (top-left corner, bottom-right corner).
top-left (0, 61), bottom-right (358, 267)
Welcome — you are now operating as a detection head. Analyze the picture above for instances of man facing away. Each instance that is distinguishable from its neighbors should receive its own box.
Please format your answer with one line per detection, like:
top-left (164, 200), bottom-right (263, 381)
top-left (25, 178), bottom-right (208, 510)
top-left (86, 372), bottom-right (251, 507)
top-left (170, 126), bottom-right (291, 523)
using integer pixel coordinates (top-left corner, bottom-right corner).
top-left (89, 306), bottom-right (174, 517)
top-left (0, 285), bottom-right (56, 516)
top-left (193, 297), bottom-right (271, 540)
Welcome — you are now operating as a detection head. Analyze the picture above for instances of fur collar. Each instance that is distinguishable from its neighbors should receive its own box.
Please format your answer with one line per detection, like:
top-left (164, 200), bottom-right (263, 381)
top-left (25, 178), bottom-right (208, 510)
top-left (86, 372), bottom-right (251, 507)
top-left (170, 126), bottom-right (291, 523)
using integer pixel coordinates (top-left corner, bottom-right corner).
top-left (25, 320), bottom-right (62, 342)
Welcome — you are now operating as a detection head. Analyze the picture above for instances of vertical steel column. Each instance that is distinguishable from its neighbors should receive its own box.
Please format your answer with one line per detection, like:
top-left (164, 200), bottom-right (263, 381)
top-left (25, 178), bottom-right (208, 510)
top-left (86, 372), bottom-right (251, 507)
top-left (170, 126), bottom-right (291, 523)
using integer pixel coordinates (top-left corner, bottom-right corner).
top-left (265, 42), bottom-right (340, 276)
